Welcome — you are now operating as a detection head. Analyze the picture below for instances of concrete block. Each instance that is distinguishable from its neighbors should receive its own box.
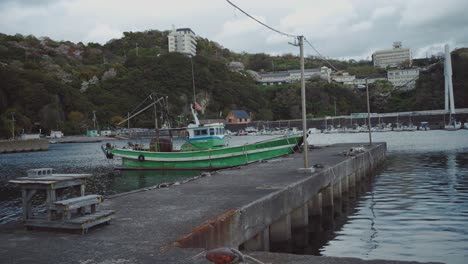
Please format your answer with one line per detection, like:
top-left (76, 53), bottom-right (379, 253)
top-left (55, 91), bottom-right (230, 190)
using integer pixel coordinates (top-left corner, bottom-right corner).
top-left (243, 228), bottom-right (269, 251)
top-left (291, 204), bottom-right (308, 229)
top-left (269, 214), bottom-right (291, 243)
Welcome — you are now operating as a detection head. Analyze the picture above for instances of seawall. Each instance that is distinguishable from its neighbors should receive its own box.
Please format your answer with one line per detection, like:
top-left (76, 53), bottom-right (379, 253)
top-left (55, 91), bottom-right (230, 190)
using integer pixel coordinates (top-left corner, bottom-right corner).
top-left (0, 142), bottom-right (434, 264)
top-left (0, 139), bottom-right (49, 154)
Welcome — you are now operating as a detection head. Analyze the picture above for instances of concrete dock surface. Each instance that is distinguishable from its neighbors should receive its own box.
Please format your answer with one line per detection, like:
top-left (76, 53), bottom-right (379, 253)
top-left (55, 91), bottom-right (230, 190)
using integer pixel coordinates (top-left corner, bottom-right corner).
top-left (0, 142), bottom-right (435, 264)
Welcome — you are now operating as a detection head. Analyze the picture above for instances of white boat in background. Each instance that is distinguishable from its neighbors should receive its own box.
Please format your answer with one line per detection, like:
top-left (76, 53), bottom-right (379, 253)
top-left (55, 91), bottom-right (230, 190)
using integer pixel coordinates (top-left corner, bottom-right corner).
top-left (420, 122), bottom-right (430, 131)
top-left (307, 128), bottom-right (321, 134)
top-left (403, 123), bottom-right (417, 131)
top-left (323, 125), bottom-right (339, 134)
top-left (393, 123), bottom-right (404, 132)
top-left (445, 119), bottom-right (462, 131)
top-left (244, 126), bottom-right (259, 135)
top-left (464, 123), bottom-right (468, 130)
top-left (48, 130), bottom-right (64, 138)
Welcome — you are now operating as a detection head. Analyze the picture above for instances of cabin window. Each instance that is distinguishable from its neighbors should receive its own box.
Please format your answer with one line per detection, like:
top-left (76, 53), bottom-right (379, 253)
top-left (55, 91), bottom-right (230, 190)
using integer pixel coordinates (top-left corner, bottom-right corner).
top-left (210, 128), bottom-right (214, 135)
top-left (194, 129), bottom-right (209, 136)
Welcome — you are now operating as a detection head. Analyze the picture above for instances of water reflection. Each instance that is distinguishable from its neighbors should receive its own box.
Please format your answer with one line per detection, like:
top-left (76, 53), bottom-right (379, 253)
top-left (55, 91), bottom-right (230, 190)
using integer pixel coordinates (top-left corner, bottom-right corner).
top-left (319, 150), bottom-right (468, 264)
top-left (89, 170), bottom-right (202, 195)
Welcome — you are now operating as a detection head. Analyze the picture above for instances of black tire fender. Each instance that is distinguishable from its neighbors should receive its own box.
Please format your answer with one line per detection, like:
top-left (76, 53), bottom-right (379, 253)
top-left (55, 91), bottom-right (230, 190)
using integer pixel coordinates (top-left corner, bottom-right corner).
top-left (138, 155), bottom-right (145, 162)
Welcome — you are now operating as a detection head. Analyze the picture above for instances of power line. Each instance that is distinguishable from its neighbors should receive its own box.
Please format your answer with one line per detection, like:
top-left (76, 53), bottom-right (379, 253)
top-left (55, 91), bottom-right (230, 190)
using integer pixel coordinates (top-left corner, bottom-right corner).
top-left (304, 38), bottom-right (339, 71)
top-left (224, 1), bottom-right (339, 72)
top-left (225, 0), bottom-right (296, 38)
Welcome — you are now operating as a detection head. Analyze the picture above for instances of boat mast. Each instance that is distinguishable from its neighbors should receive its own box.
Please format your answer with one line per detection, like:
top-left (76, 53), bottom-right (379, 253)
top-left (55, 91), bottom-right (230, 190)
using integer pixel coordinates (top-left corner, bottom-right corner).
top-left (189, 56), bottom-right (201, 127)
top-left (444, 44), bottom-right (455, 115)
top-left (190, 105), bottom-right (200, 126)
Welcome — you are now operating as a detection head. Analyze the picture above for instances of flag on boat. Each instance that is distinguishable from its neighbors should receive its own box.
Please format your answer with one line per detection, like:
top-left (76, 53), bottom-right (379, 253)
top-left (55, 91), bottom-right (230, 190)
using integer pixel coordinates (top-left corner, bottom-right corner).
top-left (194, 102), bottom-right (202, 111)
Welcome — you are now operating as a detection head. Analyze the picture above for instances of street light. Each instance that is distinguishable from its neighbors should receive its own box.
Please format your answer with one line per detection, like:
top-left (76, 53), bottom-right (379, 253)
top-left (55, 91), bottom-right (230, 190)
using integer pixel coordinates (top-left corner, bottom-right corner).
top-left (11, 112), bottom-right (15, 139)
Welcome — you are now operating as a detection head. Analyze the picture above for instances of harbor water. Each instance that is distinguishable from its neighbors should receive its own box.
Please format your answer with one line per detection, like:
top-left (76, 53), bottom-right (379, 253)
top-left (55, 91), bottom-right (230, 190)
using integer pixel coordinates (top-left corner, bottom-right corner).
top-left (308, 130), bottom-right (468, 264)
top-left (0, 130), bottom-right (467, 263)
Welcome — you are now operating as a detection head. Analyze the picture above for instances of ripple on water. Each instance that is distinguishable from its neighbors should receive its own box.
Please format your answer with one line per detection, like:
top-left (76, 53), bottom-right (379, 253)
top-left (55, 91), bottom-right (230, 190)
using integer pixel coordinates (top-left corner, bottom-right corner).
top-left (319, 148), bottom-right (468, 264)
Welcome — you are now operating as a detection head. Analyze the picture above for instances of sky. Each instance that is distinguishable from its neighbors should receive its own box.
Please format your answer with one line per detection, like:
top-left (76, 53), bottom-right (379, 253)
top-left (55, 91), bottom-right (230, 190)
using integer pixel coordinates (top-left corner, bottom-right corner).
top-left (1, 0), bottom-right (468, 60)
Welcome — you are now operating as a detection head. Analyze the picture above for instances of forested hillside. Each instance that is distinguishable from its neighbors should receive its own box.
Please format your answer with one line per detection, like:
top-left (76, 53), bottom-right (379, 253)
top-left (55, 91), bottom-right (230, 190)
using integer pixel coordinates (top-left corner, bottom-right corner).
top-left (0, 30), bottom-right (467, 138)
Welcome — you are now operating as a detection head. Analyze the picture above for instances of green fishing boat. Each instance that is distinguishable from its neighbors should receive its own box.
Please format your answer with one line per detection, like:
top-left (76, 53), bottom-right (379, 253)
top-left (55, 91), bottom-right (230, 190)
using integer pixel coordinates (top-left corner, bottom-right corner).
top-left (102, 105), bottom-right (303, 170)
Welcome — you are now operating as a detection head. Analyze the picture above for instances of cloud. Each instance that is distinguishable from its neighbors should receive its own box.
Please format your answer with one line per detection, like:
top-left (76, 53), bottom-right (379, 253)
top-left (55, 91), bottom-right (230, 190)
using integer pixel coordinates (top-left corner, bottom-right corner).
top-left (279, 0), bottom-right (358, 39)
top-left (84, 24), bottom-right (122, 44)
top-left (371, 6), bottom-right (397, 20)
top-left (399, 0), bottom-right (468, 26)
top-left (216, 16), bottom-right (265, 39)
top-left (265, 34), bottom-right (291, 46)
top-left (413, 40), bottom-right (457, 58)
top-left (0, 0), bottom-right (467, 59)
top-left (349, 21), bottom-right (373, 32)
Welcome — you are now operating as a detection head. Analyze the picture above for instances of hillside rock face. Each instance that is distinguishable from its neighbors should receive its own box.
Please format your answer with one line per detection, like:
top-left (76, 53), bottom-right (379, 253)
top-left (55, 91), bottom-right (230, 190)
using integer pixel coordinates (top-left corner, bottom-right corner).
top-left (80, 76), bottom-right (99, 92)
top-left (102, 68), bottom-right (117, 81)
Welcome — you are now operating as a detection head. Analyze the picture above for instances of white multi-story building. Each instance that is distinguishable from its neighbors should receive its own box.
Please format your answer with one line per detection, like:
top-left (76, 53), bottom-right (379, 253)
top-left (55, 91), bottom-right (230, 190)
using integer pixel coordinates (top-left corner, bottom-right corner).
top-left (257, 67), bottom-right (330, 85)
top-left (331, 72), bottom-right (356, 85)
top-left (168, 27), bottom-right (197, 56)
top-left (353, 75), bottom-right (387, 89)
top-left (372, 41), bottom-right (411, 68)
top-left (387, 68), bottom-right (420, 90)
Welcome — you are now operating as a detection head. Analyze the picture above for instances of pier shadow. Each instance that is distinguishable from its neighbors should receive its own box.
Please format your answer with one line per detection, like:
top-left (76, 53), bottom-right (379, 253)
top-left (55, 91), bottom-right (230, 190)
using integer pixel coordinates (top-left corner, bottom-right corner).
top-left (271, 166), bottom-right (382, 255)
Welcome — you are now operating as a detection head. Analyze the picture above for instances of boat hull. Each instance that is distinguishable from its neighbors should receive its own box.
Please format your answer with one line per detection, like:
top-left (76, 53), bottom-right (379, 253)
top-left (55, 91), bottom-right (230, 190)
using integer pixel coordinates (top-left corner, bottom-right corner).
top-left (111, 135), bottom-right (302, 170)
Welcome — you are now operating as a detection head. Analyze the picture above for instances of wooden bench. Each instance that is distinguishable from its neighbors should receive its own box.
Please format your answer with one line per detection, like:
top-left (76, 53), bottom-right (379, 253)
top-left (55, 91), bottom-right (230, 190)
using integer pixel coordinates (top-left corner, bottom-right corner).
top-left (24, 209), bottom-right (116, 234)
top-left (50, 194), bottom-right (103, 220)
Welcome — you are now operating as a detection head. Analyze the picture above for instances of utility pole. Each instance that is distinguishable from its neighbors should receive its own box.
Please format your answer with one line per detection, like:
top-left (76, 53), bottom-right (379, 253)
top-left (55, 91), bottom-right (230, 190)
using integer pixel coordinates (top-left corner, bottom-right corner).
top-left (92, 111), bottom-right (97, 130)
top-left (366, 79), bottom-right (372, 145)
top-left (127, 112), bottom-right (130, 129)
top-left (11, 112), bottom-right (15, 139)
top-left (334, 98), bottom-right (337, 116)
top-left (288, 36), bottom-right (308, 168)
top-left (136, 43), bottom-right (139, 57)
top-left (290, 36), bottom-right (309, 168)
top-left (299, 36), bottom-right (309, 168)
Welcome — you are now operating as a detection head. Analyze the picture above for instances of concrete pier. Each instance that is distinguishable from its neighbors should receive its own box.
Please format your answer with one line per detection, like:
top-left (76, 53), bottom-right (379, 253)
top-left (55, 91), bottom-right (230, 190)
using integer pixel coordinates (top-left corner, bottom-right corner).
top-left (0, 139), bottom-right (48, 153)
top-left (0, 142), bottom-right (430, 264)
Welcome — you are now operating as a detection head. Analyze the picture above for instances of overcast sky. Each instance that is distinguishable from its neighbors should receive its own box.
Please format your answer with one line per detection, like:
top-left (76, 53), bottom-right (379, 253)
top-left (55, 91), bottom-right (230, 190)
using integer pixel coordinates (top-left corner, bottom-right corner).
top-left (1, 0), bottom-right (468, 59)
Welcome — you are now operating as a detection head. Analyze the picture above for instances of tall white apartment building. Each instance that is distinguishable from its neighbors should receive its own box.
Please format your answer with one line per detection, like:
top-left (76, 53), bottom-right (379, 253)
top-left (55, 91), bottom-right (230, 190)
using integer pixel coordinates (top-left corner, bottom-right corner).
top-left (372, 41), bottom-right (411, 68)
top-left (168, 27), bottom-right (197, 56)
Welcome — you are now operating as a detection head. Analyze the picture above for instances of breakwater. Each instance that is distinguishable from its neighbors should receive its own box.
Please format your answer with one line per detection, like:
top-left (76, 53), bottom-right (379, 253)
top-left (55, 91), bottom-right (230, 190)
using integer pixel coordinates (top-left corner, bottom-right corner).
top-left (175, 143), bottom-right (386, 251)
top-left (0, 143), bottom-right (393, 264)
top-left (0, 139), bottom-right (48, 154)
top-left (227, 109), bottom-right (468, 131)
